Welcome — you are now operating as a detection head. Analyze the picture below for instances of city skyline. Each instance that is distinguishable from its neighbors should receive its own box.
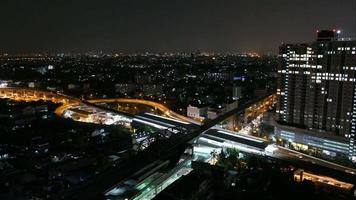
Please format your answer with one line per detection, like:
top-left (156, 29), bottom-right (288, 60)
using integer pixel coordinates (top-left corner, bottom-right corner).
top-left (0, 1), bottom-right (355, 199)
top-left (276, 30), bottom-right (356, 161)
top-left (0, 0), bottom-right (355, 54)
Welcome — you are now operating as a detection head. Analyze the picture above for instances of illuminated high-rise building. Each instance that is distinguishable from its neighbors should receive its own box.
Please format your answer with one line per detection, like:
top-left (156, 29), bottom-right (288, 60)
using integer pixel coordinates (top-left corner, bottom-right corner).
top-left (276, 30), bottom-right (356, 161)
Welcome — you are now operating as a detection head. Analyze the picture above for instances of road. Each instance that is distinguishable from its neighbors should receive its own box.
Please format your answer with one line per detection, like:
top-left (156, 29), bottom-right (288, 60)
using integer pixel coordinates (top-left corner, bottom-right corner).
top-left (86, 98), bottom-right (200, 124)
top-left (201, 93), bottom-right (274, 132)
top-left (1, 87), bottom-right (355, 198)
top-left (0, 87), bottom-right (199, 126)
top-left (2, 87), bottom-right (354, 175)
top-left (272, 146), bottom-right (356, 175)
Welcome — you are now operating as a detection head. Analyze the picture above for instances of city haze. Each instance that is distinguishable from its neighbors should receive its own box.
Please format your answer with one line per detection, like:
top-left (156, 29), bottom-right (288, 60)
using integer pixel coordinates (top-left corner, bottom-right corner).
top-left (0, 0), bottom-right (355, 54)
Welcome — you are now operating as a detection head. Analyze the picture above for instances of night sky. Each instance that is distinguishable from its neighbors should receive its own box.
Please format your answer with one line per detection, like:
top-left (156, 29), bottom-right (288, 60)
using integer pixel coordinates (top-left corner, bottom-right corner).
top-left (0, 0), bottom-right (355, 54)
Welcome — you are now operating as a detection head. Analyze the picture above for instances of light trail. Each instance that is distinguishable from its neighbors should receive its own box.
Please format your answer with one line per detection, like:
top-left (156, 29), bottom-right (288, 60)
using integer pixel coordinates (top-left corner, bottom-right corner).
top-left (294, 169), bottom-right (354, 190)
top-left (2, 88), bottom-right (355, 177)
top-left (144, 112), bottom-right (190, 125)
top-left (133, 118), bottom-right (170, 130)
top-left (0, 88), bottom-right (198, 126)
top-left (87, 98), bottom-right (200, 124)
top-left (217, 130), bottom-right (266, 143)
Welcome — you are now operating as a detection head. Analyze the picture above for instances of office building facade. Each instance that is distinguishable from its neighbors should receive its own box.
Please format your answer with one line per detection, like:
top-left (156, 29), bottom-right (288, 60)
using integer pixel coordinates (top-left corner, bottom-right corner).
top-left (276, 30), bottom-right (356, 161)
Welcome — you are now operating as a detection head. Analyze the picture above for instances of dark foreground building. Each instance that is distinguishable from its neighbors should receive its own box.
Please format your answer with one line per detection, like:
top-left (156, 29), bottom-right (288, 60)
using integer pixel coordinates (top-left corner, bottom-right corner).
top-left (276, 30), bottom-right (356, 161)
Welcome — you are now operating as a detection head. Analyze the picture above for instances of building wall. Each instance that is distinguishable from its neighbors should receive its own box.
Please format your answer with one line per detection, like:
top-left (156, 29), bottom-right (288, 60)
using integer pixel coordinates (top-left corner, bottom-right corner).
top-left (187, 105), bottom-right (208, 119)
top-left (274, 125), bottom-right (349, 155)
top-left (276, 37), bottom-right (356, 160)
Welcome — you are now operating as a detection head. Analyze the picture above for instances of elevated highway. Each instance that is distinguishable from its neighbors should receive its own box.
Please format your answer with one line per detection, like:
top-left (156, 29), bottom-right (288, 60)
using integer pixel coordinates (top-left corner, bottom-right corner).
top-left (0, 87), bottom-right (198, 126)
top-left (0, 87), bottom-right (80, 105)
top-left (1, 87), bottom-right (355, 199)
top-left (86, 98), bottom-right (199, 124)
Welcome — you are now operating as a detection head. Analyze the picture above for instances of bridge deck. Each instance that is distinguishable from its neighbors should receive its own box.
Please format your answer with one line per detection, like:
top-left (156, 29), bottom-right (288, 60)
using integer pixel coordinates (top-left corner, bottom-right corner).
top-left (203, 129), bottom-right (268, 150)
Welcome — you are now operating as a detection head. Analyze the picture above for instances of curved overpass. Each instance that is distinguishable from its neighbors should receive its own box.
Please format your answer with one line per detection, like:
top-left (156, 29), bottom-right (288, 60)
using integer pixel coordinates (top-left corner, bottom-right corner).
top-left (0, 87), bottom-right (83, 116)
top-left (0, 88), bottom-right (197, 124)
top-left (0, 87), bottom-right (81, 106)
top-left (86, 98), bottom-right (198, 124)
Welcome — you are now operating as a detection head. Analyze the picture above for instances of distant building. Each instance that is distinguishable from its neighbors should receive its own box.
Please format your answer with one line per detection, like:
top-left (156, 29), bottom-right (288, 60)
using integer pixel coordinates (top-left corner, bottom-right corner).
top-left (276, 30), bottom-right (356, 161)
top-left (68, 83), bottom-right (80, 90)
top-left (115, 83), bottom-right (136, 94)
top-left (189, 101), bottom-right (238, 120)
top-left (207, 109), bottom-right (219, 120)
top-left (28, 82), bottom-right (40, 88)
top-left (187, 105), bottom-right (208, 120)
top-left (224, 100), bottom-right (238, 112)
top-left (254, 87), bottom-right (267, 97)
top-left (141, 84), bottom-right (162, 96)
top-left (232, 85), bottom-right (242, 100)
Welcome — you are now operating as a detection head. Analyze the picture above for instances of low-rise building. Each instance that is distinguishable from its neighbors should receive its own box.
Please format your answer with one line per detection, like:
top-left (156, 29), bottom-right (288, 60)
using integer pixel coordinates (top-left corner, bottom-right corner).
top-left (187, 105), bottom-right (208, 120)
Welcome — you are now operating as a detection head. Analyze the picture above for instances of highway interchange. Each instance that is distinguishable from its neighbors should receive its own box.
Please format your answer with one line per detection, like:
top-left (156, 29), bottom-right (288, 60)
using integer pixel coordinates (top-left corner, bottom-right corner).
top-left (0, 87), bottom-right (355, 199)
top-left (1, 87), bottom-right (355, 175)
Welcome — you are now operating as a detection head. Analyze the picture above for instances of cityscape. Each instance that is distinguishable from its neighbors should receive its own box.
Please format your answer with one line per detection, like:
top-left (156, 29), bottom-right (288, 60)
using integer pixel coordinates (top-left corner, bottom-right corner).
top-left (0, 0), bottom-right (355, 200)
